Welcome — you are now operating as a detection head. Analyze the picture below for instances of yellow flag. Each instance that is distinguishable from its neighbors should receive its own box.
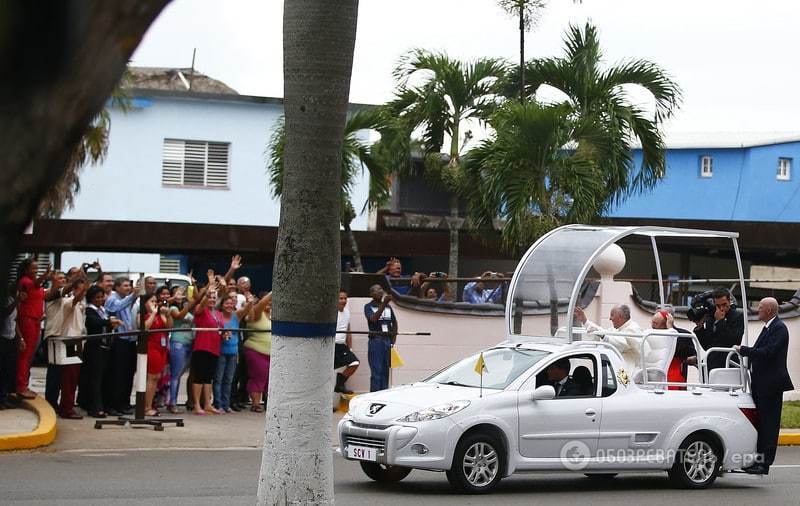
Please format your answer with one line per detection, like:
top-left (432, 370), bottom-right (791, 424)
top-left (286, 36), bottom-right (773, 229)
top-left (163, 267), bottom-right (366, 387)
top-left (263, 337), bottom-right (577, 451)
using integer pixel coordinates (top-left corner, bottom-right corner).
top-left (390, 346), bottom-right (405, 368)
top-left (474, 352), bottom-right (488, 375)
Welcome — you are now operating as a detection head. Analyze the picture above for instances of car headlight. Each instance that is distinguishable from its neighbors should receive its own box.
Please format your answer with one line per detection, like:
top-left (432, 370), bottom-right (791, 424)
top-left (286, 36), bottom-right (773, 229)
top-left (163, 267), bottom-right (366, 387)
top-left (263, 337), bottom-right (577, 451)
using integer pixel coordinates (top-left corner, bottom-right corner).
top-left (397, 400), bottom-right (471, 422)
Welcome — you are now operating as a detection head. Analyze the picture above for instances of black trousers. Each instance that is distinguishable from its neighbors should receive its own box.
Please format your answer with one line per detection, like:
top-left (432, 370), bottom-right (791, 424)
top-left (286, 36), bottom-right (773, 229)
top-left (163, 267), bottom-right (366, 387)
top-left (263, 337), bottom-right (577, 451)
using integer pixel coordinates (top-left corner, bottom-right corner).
top-left (82, 342), bottom-right (111, 413)
top-left (0, 338), bottom-right (17, 399)
top-left (108, 339), bottom-right (137, 410)
top-left (753, 393), bottom-right (783, 467)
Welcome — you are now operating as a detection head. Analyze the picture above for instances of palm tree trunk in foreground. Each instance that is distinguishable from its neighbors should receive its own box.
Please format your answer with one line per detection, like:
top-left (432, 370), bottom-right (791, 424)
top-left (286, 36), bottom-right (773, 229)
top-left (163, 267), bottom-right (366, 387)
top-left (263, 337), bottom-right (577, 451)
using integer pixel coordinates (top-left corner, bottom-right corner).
top-left (257, 1), bottom-right (359, 504)
top-left (0, 0), bottom-right (168, 301)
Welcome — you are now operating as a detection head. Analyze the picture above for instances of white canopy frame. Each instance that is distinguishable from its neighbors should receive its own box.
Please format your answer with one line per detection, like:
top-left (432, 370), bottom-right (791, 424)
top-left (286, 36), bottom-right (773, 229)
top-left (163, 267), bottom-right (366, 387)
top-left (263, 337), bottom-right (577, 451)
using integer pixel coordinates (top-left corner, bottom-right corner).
top-left (505, 225), bottom-right (749, 346)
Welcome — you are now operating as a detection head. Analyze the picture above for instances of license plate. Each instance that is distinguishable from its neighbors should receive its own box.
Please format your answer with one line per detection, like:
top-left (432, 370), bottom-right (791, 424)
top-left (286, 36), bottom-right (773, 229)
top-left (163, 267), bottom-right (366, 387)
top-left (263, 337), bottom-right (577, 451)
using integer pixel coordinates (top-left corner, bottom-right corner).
top-left (347, 445), bottom-right (378, 461)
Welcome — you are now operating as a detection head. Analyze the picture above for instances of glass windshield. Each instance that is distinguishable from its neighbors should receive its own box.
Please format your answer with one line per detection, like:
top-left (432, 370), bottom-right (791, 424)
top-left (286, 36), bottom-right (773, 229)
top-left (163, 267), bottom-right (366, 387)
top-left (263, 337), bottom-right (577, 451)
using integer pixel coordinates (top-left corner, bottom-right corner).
top-left (508, 226), bottom-right (622, 339)
top-left (426, 348), bottom-right (550, 390)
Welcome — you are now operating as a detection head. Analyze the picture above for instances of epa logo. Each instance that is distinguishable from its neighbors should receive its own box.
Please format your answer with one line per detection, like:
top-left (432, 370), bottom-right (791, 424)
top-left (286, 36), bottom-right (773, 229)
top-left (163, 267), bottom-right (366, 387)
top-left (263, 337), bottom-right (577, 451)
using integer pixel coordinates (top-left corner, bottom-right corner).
top-left (560, 440), bottom-right (590, 471)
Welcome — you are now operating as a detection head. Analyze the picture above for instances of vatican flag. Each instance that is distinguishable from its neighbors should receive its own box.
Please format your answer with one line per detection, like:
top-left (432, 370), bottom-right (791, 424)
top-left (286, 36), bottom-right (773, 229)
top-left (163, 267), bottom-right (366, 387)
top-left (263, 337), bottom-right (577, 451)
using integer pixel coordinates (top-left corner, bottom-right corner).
top-left (474, 352), bottom-right (488, 375)
top-left (390, 346), bottom-right (405, 368)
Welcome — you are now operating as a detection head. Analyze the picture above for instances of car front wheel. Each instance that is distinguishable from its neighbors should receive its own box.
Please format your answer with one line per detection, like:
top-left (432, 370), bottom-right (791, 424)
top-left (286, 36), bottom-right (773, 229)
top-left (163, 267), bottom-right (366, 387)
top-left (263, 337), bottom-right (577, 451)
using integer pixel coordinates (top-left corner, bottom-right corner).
top-left (359, 462), bottom-right (411, 483)
top-left (446, 433), bottom-right (504, 494)
top-left (667, 434), bottom-right (721, 489)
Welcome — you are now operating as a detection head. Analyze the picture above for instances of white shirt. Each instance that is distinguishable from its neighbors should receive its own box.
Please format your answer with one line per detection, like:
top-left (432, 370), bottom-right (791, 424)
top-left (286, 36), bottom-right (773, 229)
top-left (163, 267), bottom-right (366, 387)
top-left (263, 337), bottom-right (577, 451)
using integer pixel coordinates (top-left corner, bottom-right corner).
top-left (764, 316), bottom-right (777, 329)
top-left (584, 318), bottom-right (644, 370)
top-left (335, 307), bottom-right (350, 344)
top-left (236, 293), bottom-right (246, 311)
top-left (59, 296), bottom-right (87, 338)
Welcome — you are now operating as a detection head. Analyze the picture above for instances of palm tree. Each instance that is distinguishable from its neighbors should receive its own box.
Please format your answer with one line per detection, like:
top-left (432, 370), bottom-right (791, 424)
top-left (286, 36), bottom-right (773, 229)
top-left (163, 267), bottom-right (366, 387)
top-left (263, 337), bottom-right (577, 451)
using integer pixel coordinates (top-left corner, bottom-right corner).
top-left (471, 23), bottom-right (681, 251)
top-left (388, 50), bottom-right (508, 278)
top-left (257, 1), bottom-right (358, 504)
top-left (497, 0), bottom-right (546, 102)
top-left (463, 101), bottom-right (614, 250)
top-left (267, 108), bottom-right (393, 272)
top-left (506, 22), bottom-right (681, 198)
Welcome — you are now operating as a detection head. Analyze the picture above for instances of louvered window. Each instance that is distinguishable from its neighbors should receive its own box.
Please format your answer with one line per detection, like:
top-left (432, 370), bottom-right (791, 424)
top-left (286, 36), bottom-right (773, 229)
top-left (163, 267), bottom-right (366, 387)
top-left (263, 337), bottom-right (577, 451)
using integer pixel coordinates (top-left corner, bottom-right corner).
top-left (162, 139), bottom-right (230, 188)
top-left (159, 256), bottom-right (181, 274)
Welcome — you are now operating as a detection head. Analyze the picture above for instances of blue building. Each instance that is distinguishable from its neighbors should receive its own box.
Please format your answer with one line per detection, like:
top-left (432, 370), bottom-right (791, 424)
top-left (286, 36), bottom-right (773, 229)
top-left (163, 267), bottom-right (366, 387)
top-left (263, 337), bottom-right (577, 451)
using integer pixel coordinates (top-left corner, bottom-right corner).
top-left (611, 133), bottom-right (800, 223)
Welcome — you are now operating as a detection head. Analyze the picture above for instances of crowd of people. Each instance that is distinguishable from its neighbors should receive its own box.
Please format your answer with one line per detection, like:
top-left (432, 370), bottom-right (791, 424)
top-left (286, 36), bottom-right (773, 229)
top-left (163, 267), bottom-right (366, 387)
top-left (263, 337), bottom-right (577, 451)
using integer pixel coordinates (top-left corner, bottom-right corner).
top-left (0, 255), bottom-right (277, 419)
top-left (378, 257), bottom-right (505, 304)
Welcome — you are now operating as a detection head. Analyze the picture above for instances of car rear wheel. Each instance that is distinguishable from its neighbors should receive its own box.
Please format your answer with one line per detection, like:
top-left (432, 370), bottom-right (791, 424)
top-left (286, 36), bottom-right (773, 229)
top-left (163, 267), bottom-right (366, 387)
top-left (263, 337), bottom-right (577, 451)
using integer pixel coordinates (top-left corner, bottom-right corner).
top-left (446, 433), bottom-right (504, 494)
top-left (667, 434), bottom-right (721, 489)
top-left (359, 462), bottom-right (411, 483)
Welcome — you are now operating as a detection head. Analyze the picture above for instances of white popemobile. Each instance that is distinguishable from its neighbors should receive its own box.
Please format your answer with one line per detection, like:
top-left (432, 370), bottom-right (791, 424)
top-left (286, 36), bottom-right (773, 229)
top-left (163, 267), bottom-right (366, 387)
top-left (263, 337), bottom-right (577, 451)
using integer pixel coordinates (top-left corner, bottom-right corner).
top-left (338, 225), bottom-right (760, 493)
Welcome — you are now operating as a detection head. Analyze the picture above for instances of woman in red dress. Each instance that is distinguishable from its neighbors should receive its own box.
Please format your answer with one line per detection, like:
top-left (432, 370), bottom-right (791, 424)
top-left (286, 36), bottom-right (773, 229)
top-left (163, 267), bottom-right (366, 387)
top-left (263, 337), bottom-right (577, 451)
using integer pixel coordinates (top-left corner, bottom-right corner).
top-left (143, 294), bottom-right (172, 416)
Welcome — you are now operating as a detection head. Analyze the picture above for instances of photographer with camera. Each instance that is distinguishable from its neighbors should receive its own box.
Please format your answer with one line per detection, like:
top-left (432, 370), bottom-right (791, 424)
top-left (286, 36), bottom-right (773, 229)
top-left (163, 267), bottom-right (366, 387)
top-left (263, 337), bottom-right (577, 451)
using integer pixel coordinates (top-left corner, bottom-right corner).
top-left (364, 284), bottom-right (398, 392)
top-left (690, 287), bottom-right (744, 373)
top-left (419, 271), bottom-right (453, 302)
top-left (463, 271), bottom-right (503, 304)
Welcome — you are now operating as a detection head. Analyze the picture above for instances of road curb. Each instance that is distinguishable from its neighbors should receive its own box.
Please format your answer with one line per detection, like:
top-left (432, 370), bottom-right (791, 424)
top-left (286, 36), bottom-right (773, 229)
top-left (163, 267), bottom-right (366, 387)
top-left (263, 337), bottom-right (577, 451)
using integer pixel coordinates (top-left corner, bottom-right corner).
top-left (779, 431), bottom-right (800, 446)
top-left (0, 396), bottom-right (57, 451)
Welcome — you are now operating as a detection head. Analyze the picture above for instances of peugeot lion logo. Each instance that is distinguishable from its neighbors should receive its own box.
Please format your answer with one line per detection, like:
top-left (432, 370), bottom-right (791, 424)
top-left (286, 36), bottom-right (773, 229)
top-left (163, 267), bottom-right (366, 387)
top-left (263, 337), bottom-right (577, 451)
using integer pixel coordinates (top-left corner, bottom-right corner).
top-left (368, 403), bottom-right (386, 415)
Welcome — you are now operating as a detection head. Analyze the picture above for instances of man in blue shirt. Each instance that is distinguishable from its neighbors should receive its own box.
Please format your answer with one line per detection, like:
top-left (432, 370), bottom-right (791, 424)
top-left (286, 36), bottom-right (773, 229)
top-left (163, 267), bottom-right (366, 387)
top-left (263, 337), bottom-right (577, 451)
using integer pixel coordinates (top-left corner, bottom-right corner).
top-left (364, 284), bottom-right (398, 392)
top-left (104, 277), bottom-right (139, 415)
top-left (462, 271), bottom-right (503, 304)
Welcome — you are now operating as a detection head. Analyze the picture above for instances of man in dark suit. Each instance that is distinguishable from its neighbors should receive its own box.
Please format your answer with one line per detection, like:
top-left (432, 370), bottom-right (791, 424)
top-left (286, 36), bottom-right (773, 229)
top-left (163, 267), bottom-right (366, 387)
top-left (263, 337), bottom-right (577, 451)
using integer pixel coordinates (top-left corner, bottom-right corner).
top-left (734, 297), bottom-right (794, 475)
top-left (695, 288), bottom-right (744, 372)
top-left (546, 358), bottom-right (582, 397)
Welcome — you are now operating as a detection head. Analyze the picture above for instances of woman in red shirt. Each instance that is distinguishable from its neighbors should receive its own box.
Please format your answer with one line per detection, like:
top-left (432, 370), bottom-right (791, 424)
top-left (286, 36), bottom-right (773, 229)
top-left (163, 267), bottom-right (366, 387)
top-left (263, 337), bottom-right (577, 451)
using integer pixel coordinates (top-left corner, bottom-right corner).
top-left (15, 258), bottom-right (50, 398)
top-left (143, 294), bottom-right (172, 416)
top-left (190, 280), bottom-right (223, 415)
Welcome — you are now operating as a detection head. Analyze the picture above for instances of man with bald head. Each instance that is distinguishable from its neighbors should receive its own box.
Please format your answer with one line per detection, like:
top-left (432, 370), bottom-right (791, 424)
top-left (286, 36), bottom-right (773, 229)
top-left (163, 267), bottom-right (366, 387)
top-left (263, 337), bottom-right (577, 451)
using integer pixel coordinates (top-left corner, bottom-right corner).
top-left (734, 297), bottom-right (794, 475)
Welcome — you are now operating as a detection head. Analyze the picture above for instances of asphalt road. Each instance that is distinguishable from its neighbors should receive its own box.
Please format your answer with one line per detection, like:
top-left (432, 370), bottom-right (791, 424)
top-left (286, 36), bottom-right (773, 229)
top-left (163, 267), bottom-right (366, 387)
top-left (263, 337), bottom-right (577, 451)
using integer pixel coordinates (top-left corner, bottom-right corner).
top-left (2, 447), bottom-right (800, 504)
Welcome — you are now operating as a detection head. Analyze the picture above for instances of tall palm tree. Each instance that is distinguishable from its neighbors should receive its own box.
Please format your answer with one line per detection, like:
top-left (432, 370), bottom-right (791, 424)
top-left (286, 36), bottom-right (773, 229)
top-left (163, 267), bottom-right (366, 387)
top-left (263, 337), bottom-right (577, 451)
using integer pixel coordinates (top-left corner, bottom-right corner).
top-left (267, 108), bottom-right (393, 272)
top-left (389, 50), bottom-right (507, 278)
top-left (463, 101), bottom-right (613, 251)
top-left (257, 1), bottom-right (358, 504)
top-left (506, 22), bottom-right (681, 200)
top-left (497, 0), bottom-right (546, 102)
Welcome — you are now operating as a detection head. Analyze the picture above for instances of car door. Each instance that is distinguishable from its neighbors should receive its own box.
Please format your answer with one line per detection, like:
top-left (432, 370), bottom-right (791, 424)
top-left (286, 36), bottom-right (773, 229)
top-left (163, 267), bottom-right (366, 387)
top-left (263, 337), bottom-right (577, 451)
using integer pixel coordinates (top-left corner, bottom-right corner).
top-left (516, 353), bottom-right (601, 468)
top-left (595, 354), bottom-right (672, 469)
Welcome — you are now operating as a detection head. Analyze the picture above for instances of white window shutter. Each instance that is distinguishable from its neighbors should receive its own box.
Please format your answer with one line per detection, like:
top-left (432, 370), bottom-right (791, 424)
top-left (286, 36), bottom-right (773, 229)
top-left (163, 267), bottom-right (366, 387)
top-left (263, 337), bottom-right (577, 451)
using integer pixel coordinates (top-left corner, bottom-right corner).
top-left (162, 139), bottom-right (184, 185)
top-left (162, 139), bottom-right (230, 189)
top-left (183, 141), bottom-right (207, 186)
top-left (206, 142), bottom-right (230, 187)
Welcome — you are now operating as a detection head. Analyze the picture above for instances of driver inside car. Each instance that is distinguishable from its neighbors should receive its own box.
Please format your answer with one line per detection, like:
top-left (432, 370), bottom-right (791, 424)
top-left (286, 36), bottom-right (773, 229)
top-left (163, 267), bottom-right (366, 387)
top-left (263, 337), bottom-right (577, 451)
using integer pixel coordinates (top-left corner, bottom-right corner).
top-left (546, 358), bottom-right (582, 397)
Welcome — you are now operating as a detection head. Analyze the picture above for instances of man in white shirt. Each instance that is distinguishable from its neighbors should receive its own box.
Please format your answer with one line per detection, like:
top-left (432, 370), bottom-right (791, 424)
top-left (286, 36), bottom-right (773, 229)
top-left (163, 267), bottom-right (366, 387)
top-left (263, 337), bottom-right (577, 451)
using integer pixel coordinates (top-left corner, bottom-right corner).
top-left (575, 304), bottom-right (644, 369)
top-left (333, 290), bottom-right (359, 394)
top-left (57, 279), bottom-right (88, 419)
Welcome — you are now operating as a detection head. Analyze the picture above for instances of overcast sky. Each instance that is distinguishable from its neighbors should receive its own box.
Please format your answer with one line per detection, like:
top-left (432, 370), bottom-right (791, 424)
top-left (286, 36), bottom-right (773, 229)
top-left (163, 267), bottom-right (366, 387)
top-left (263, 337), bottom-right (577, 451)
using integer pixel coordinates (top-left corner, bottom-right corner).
top-left (132, 0), bottom-right (799, 134)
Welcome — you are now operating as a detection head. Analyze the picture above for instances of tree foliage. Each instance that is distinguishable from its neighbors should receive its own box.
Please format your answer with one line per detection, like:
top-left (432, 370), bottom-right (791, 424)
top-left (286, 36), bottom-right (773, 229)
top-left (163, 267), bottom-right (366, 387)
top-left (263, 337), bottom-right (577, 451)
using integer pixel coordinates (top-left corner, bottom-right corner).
top-left (38, 75), bottom-right (132, 218)
top-left (267, 107), bottom-right (394, 224)
top-left (467, 22), bottom-right (680, 251)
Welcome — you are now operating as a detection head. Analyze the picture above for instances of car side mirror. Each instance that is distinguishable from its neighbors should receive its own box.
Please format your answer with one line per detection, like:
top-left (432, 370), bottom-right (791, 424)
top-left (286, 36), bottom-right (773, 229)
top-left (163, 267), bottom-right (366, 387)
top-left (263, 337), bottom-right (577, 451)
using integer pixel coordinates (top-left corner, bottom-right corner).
top-left (532, 385), bottom-right (555, 401)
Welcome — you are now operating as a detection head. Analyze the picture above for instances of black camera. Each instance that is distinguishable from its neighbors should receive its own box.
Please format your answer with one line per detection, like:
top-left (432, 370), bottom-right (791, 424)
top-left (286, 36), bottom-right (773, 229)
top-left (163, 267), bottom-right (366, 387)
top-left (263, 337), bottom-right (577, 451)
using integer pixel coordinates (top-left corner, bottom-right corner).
top-left (686, 289), bottom-right (736, 322)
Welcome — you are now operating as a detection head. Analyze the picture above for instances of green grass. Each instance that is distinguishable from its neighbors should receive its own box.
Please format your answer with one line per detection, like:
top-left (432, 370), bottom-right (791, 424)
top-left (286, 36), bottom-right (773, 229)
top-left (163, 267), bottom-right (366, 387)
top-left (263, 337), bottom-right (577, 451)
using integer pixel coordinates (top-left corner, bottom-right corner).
top-left (782, 401), bottom-right (800, 429)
